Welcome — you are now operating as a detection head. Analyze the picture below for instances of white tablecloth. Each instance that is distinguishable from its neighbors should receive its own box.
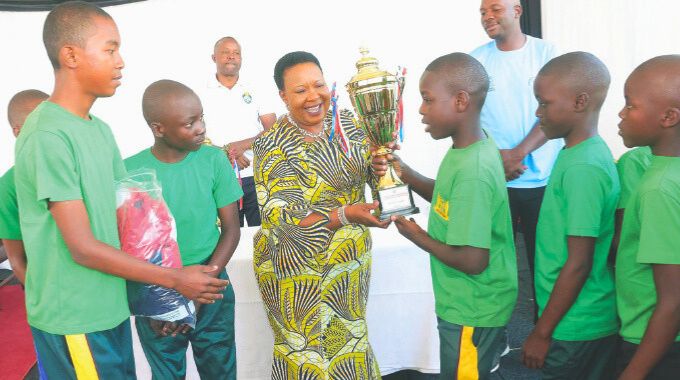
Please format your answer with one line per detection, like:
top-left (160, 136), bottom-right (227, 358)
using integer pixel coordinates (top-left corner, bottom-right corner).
top-left (134, 213), bottom-right (440, 379)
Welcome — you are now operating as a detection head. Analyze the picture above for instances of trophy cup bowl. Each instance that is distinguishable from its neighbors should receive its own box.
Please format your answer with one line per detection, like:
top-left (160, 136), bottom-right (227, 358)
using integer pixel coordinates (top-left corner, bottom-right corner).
top-left (346, 47), bottom-right (419, 220)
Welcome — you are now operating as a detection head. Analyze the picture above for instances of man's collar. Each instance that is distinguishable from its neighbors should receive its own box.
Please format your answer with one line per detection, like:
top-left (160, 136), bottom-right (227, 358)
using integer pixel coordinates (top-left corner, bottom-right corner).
top-left (207, 74), bottom-right (241, 89)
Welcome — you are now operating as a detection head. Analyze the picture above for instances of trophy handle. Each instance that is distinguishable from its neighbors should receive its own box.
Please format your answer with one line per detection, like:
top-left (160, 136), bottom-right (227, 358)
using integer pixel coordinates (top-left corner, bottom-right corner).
top-left (374, 147), bottom-right (404, 189)
top-left (396, 76), bottom-right (406, 103)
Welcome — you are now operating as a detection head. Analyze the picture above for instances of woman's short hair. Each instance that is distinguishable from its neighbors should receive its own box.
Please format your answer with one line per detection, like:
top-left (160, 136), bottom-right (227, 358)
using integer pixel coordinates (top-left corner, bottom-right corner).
top-left (273, 51), bottom-right (322, 90)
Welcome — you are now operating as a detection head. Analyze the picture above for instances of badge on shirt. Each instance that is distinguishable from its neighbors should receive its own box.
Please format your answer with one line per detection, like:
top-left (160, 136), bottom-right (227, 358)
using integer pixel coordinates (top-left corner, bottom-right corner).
top-left (242, 91), bottom-right (252, 104)
top-left (434, 194), bottom-right (449, 221)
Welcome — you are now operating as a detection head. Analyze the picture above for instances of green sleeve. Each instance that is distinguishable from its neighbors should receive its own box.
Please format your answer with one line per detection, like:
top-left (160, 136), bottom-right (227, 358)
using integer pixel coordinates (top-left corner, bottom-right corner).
top-left (617, 154), bottom-right (645, 210)
top-left (0, 169), bottom-right (21, 240)
top-left (213, 151), bottom-right (244, 208)
top-left (637, 189), bottom-right (680, 264)
top-left (445, 179), bottom-right (493, 249)
top-left (563, 165), bottom-right (610, 237)
top-left (100, 123), bottom-right (127, 181)
top-left (111, 142), bottom-right (127, 181)
top-left (32, 131), bottom-right (82, 202)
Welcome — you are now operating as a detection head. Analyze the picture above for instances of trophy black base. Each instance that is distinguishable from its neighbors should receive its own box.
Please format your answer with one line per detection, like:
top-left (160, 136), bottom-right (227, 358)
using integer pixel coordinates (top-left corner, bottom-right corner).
top-left (376, 184), bottom-right (420, 221)
top-left (378, 206), bottom-right (420, 221)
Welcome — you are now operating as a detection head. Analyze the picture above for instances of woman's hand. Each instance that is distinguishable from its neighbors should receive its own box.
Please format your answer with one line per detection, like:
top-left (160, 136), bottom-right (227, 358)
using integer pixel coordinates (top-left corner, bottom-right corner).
top-left (345, 201), bottom-right (391, 229)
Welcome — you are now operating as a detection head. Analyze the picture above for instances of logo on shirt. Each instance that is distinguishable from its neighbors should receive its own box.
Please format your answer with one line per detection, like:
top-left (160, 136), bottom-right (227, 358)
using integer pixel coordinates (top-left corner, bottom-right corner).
top-left (434, 194), bottom-right (449, 221)
top-left (242, 91), bottom-right (252, 104)
top-left (488, 76), bottom-right (495, 92)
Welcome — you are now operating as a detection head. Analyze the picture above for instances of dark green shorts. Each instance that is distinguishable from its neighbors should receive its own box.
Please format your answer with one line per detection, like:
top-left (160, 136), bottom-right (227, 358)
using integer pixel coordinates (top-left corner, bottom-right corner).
top-left (616, 339), bottom-right (680, 379)
top-left (542, 334), bottom-right (618, 380)
top-left (31, 319), bottom-right (135, 380)
top-left (437, 317), bottom-right (506, 380)
top-left (136, 269), bottom-right (236, 380)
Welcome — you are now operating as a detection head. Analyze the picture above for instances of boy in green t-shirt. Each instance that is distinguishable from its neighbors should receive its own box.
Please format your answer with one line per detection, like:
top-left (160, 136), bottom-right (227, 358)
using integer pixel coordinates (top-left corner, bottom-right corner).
top-left (373, 53), bottom-right (517, 379)
top-left (125, 80), bottom-right (242, 379)
top-left (0, 89), bottom-right (48, 284)
top-left (615, 55), bottom-right (680, 380)
top-left (521, 52), bottom-right (619, 379)
top-left (609, 146), bottom-right (652, 263)
top-left (13, 3), bottom-right (228, 378)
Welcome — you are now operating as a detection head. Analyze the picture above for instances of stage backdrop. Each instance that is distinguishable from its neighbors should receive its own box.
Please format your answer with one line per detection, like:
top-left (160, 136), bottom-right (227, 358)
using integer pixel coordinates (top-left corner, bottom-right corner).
top-left (542, 0), bottom-right (680, 160)
top-left (0, 0), bottom-right (489, 209)
top-left (0, 0), bottom-right (678, 193)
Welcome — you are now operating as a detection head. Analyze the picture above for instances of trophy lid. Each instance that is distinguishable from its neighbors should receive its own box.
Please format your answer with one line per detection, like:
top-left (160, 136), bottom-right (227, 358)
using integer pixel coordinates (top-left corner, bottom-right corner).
top-left (347, 47), bottom-right (396, 87)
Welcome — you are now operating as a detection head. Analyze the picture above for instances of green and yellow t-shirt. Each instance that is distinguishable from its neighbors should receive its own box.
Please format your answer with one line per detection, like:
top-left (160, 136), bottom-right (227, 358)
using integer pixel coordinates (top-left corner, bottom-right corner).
top-left (616, 155), bottom-right (680, 344)
top-left (535, 136), bottom-right (619, 341)
top-left (124, 145), bottom-right (242, 266)
top-left (14, 101), bottom-right (129, 335)
top-left (428, 135), bottom-right (517, 327)
top-left (0, 167), bottom-right (21, 240)
top-left (617, 146), bottom-right (652, 210)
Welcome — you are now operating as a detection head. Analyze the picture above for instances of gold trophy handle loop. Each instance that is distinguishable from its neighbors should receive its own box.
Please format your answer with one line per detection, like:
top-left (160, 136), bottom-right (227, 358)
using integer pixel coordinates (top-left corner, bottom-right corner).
top-left (373, 146), bottom-right (402, 189)
top-left (397, 76), bottom-right (406, 103)
top-left (373, 146), bottom-right (392, 157)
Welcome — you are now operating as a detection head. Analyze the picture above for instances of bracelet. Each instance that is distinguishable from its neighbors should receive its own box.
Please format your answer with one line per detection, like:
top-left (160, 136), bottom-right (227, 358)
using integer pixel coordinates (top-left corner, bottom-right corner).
top-left (337, 206), bottom-right (350, 226)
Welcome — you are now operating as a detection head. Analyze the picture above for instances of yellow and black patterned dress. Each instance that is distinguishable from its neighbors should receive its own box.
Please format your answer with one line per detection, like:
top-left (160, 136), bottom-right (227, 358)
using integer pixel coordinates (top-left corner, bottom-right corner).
top-left (252, 109), bottom-right (381, 380)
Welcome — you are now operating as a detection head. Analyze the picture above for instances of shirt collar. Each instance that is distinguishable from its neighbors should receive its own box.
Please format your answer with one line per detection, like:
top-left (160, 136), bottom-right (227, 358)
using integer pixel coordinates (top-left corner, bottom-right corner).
top-left (207, 74), bottom-right (242, 90)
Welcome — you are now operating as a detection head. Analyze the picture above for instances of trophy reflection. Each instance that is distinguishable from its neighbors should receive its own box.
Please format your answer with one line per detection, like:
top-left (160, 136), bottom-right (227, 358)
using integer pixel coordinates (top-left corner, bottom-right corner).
top-left (347, 47), bottom-right (419, 220)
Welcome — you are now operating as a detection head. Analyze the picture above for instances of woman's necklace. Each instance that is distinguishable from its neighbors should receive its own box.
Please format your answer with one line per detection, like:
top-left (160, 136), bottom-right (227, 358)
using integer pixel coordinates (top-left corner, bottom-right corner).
top-left (287, 114), bottom-right (326, 139)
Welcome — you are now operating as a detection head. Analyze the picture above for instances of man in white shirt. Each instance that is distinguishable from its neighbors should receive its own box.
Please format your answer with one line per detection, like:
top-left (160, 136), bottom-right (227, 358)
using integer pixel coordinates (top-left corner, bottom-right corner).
top-left (201, 36), bottom-right (276, 227)
top-left (471, 0), bottom-right (561, 294)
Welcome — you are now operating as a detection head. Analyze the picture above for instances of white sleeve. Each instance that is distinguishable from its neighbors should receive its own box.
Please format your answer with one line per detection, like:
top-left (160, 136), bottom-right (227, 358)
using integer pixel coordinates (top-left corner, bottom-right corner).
top-left (254, 82), bottom-right (279, 116)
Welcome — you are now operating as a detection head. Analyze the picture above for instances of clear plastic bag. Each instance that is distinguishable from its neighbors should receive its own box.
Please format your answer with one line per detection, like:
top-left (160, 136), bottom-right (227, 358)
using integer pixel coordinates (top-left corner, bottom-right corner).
top-left (116, 169), bottom-right (196, 328)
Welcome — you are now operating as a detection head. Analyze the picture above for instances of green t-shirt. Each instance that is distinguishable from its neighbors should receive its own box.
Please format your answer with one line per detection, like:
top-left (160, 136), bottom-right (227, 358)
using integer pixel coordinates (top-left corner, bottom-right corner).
top-left (617, 146), bottom-right (652, 209)
top-left (0, 167), bottom-right (21, 240)
top-left (535, 136), bottom-right (619, 341)
top-left (428, 135), bottom-right (518, 327)
top-left (124, 145), bottom-right (242, 266)
top-left (616, 155), bottom-right (680, 344)
top-left (14, 101), bottom-right (129, 335)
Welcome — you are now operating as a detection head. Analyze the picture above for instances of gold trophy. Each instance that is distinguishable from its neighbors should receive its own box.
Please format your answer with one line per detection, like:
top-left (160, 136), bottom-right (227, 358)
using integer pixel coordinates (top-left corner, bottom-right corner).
top-left (347, 47), bottom-right (419, 220)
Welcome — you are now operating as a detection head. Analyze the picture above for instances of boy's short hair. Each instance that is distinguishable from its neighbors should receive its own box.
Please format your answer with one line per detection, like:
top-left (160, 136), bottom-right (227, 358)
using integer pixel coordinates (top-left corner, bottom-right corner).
top-left (538, 51), bottom-right (611, 109)
top-left (425, 52), bottom-right (489, 108)
top-left (43, 1), bottom-right (113, 69)
top-left (142, 79), bottom-right (197, 125)
top-left (631, 55), bottom-right (680, 107)
top-left (7, 89), bottom-right (49, 127)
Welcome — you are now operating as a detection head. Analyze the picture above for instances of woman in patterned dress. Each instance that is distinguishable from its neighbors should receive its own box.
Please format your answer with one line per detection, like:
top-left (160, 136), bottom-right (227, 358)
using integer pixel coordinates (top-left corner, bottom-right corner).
top-left (252, 51), bottom-right (390, 379)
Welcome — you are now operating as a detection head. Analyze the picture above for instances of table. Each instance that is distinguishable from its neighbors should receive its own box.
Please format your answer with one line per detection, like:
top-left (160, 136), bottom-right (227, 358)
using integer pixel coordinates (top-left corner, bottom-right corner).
top-left (133, 212), bottom-right (440, 379)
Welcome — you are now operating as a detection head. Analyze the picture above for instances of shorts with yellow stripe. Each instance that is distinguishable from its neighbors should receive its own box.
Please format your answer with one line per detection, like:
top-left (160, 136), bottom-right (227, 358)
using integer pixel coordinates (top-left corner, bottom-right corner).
top-left (30, 319), bottom-right (135, 379)
top-left (437, 317), bottom-right (505, 380)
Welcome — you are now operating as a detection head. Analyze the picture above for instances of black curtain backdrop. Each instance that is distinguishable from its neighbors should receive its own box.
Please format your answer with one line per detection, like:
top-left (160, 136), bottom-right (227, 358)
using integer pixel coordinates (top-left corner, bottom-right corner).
top-left (520, 0), bottom-right (542, 38)
top-left (0, 0), bottom-right (144, 11)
